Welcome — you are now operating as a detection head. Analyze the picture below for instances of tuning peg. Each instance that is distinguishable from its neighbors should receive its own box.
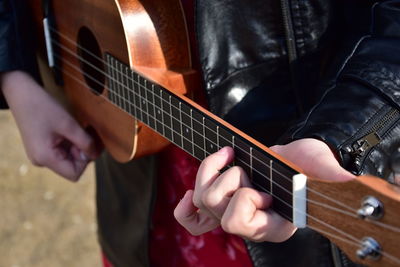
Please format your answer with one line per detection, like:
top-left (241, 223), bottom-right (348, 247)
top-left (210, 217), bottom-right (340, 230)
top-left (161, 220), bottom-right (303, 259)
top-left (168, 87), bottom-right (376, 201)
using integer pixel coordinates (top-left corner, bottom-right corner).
top-left (389, 147), bottom-right (400, 186)
top-left (356, 237), bottom-right (381, 260)
top-left (357, 196), bottom-right (383, 220)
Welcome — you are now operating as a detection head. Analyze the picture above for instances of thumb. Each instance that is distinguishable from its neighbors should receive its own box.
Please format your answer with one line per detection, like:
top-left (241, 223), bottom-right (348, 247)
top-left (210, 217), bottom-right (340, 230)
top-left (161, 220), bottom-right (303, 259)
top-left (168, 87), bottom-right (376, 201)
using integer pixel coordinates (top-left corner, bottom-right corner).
top-left (57, 118), bottom-right (98, 160)
top-left (174, 190), bottom-right (220, 235)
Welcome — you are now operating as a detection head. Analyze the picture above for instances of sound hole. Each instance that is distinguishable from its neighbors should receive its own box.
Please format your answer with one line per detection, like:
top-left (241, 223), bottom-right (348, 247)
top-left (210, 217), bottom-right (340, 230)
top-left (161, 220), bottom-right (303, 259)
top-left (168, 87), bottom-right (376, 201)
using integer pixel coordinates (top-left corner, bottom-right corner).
top-left (77, 27), bottom-right (104, 95)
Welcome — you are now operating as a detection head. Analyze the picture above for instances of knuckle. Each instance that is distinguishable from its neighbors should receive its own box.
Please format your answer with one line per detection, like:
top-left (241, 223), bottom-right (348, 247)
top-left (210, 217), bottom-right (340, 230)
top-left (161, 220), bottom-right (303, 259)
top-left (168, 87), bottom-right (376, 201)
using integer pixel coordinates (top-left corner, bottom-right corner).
top-left (188, 228), bottom-right (202, 236)
top-left (221, 215), bottom-right (241, 234)
top-left (229, 166), bottom-right (244, 176)
top-left (226, 166), bottom-right (248, 183)
top-left (28, 150), bottom-right (47, 166)
top-left (235, 187), bottom-right (253, 198)
top-left (192, 197), bottom-right (203, 210)
top-left (202, 191), bottom-right (219, 209)
top-left (59, 117), bottom-right (76, 132)
top-left (199, 155), bottom-right (214, 170)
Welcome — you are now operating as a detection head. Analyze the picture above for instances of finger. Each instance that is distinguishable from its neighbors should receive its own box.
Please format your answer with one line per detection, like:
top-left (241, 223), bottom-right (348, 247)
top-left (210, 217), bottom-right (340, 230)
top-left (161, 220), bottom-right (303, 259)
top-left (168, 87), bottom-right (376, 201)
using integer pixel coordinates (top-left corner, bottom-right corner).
top-left (193, 146), bottom-right (234, 210)
top-left (271, 141), bottom-right (354, 181)
top-left (44, 148), bottom-right (85, 181)
top-left (221, 188), bottom-right (296, 242)
top-left (202, 166), bottom-right (251, 219)
top-left (57, 118), bottom-right (98, 160)
top-left (70, 145), bottom-right (90, 175)
top-left (174, 190), bottom-right (220, 235)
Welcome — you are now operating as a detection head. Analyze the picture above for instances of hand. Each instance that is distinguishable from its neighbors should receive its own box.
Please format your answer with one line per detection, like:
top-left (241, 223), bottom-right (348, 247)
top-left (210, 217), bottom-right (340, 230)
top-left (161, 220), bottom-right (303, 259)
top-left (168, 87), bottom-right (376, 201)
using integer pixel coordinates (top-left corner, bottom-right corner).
top-left (1, 71), bottom-right (99, 181)
top-left (174, 138), bottom-right (355, 242)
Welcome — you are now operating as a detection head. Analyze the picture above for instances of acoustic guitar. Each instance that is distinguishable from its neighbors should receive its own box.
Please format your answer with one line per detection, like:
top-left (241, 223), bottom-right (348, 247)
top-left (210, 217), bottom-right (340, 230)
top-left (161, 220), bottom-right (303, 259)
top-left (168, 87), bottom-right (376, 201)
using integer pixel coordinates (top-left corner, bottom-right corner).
top-left (26, 0), bottom-right (400, 266)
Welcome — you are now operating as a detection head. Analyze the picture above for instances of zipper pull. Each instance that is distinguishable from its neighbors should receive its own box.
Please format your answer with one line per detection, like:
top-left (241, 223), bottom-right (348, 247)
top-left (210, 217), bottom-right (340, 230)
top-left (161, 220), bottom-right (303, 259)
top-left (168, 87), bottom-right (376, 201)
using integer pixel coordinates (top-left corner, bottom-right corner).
top-left (350, 132), bottom-right (381, 167)
top-left (353, 132), bottom-right (381, 156)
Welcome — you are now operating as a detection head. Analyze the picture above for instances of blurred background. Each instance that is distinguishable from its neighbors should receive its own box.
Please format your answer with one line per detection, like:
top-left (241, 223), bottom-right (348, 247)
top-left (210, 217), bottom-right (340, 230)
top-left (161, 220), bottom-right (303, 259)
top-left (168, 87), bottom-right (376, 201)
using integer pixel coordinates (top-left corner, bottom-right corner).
top-left (0, 110), bottom-right (101, 266)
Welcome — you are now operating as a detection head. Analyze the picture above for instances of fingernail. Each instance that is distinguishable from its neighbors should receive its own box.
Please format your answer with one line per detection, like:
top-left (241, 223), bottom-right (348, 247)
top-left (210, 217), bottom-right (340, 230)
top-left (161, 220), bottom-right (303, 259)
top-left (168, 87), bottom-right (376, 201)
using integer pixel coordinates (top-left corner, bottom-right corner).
top-left (80, 151), bottom-right (88, 161)
top-left (217, 146), bottom-right (230, 155)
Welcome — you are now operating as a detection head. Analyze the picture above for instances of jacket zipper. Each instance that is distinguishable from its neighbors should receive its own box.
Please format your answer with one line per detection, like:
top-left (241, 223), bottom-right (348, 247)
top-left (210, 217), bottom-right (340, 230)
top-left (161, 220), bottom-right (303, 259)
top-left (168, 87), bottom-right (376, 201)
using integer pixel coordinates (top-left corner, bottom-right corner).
top-left (281, 0), bottom-right (297, 64)
top-left (280, 0), bottom-right (304, 115)
top-left (344, 108), bottom-right (400, 170)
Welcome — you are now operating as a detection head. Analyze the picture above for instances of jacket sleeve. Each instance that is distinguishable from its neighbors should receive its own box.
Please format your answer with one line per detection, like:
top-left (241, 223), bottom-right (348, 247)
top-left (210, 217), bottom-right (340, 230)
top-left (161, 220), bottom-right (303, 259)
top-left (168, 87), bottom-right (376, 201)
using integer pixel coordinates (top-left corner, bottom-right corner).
top-left (288, 0), bottom-right (400, 180)
top-left (0, 0), bottom-right (39, 108)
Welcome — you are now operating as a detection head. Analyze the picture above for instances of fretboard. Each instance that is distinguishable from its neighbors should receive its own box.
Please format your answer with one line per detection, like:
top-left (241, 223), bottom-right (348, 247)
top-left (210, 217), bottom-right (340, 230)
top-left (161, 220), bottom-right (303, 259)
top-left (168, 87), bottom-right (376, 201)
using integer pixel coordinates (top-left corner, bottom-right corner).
top-left (105, 53), bottom-right (299, 222)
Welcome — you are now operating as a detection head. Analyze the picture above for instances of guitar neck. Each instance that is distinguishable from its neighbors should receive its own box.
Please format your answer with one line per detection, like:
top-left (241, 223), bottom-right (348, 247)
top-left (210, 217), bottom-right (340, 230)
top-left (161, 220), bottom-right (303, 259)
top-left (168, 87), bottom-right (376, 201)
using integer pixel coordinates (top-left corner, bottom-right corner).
top-left (105, 53), bottom-right (301, 223)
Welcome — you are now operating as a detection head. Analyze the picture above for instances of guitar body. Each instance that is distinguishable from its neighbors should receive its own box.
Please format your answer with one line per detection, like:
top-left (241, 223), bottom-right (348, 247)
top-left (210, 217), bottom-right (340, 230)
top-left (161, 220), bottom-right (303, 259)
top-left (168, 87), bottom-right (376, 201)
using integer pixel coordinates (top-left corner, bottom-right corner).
top-left (27, 0), bottom-right (198, 162)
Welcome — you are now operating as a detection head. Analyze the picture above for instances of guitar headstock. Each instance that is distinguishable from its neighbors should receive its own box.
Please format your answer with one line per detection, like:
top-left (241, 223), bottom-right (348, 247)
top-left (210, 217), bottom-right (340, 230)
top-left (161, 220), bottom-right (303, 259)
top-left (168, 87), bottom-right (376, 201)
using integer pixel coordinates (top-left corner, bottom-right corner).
top-left (306, 175), bottom-right (400, 266)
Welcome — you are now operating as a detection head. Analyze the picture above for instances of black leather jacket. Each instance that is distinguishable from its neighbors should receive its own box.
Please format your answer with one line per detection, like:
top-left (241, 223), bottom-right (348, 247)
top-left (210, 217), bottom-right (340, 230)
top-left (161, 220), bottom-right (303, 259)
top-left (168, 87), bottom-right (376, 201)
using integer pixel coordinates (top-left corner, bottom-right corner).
top-left (1, 0), bottom-right (399, 266)
top-left (196, 0), bottom-right (400, 266)
top-left (0, 0), bottom-right (39, 108)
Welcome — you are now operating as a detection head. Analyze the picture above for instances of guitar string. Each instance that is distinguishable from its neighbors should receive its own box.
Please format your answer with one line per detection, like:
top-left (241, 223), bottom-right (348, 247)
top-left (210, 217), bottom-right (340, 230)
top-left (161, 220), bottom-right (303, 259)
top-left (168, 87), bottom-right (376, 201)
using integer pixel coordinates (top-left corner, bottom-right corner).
top-left (48, 26), bottom-right (365, 217)
top-left (52, 52), bottom-right (400, 261)
top-left (50, 43), bottom-right (360, 220)
top-left (48, 27), bottom-right (400, 234)
top-left (309, 224), bottom-right (400, 265)
top-left (49, 34), bottom-right (400, 234)
top-left (50, 43), bottom-right (400, 263)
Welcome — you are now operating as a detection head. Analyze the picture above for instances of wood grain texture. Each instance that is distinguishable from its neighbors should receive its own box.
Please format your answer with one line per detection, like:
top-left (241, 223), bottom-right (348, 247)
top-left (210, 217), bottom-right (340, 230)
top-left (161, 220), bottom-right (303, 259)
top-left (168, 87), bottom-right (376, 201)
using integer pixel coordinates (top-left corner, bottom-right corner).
top-left (27, 0), bottom-right (199, 161)
top-left (307, 176), bottom-right (400, 266)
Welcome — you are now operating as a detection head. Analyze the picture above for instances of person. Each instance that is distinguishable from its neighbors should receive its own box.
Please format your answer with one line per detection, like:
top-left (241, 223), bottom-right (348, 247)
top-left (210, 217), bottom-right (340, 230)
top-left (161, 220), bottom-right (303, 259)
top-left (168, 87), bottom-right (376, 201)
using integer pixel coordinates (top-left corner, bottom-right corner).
top-left (173, 0), bottom-right (400, 266)
top-left (1, 0), bottom-right (400, 267)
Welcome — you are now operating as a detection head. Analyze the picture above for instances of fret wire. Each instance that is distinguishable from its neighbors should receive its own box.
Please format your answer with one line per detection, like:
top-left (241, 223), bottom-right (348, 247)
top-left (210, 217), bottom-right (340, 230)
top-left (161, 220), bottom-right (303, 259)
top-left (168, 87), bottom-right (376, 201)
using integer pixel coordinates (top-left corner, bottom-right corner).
top-left (84, 54), bottom-right (290, 180)
top-left (151, 84), bottom-right (157, 133)
top-left (202, 117), bottom-right (207, 159)
top-left (119, 62), bottom-right (124, 107)
top-left (169, 96), bottom-right (174, 143)
top-left (54, 49), bottom-right (297, 208)
top-left (252, 180), bottom-right (292, 221)
top-left (114, 61), bottom-right (120, 106)
top-left (216, 126), bottom-right (220, 150)
top-left (46, 55), bottom-right (385, 236)
top-left (127, 101), bottom-right (294, 200)
top-left (131, 71), bottom-right (136, 116)
top-left (57, 62), bottom-right (297, 213)
top-left (116, 62), bottom-right (121, 108)
top-left (145, 80), bottom-right (149, 118)
top-left (53, 47), bottom-right (396, 239)
top-left (129, 69), bottom-right (135, 117)
top-left (138, 76), bottom-right (144, 120)
top-left (119, 62), bottom-right (124, 108)
top-left (190, 109), bottom-right (195, 155)
top-left (179, 102), bottom-right (184, 147)
top-left (122, 65), bottom-right (129, 110)
top-left (270, 160), bottom-right (273, 196)
top-left (250, 147), bottom-right (253, 179)
top-left (53, 49), bottom-right (289, 187)
top-left (110, 57), bottom-right (115, 104)
top-left (232, 135), bottom-right (236, 166)
top-left (160, 89), bottom-right (165, 136)
top-left (114, 73), bottom-right (293, 184)
top-left (56, 51), bottom-right (395, 235)
top-left (125, 66), bottom-right (131, 115)
top-left (77, 52), bottom-right (296, 186)
top-left (106, 56), bottom-right (112, 103)
top-left (144, 91), bottom-right (285, 179)
top-left (144, 80), bottom-right (149, 124)
top-left (108, 56), bottom-right (112, 102)
top-left (111, 84), bottom-right (287, 195)
top-left (123, 66), bottom-right (128, 113)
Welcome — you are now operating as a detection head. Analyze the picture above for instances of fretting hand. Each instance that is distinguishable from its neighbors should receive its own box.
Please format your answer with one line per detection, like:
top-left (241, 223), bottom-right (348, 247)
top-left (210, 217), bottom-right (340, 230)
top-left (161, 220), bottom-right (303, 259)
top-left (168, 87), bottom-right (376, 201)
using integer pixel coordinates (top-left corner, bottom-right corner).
top-left (1, 71), bottom-right (100, 181)
top-left (174, 138), bottom-right (355, 242)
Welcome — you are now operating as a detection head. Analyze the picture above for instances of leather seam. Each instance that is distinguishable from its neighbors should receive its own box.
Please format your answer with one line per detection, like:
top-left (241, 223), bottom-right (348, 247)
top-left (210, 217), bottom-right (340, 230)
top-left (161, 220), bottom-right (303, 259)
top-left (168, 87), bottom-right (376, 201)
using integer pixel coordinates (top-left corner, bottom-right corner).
top-left (293, 0), bottom-right (307, 56)
top-left (290, 36), bottom-right (369, 140)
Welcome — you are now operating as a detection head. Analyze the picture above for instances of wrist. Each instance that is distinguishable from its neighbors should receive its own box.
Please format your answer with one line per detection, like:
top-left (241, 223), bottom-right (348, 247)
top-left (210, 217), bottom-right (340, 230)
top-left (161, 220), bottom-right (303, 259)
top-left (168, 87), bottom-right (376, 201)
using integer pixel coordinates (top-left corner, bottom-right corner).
top-left (1, 70), bottom-right (39, 101)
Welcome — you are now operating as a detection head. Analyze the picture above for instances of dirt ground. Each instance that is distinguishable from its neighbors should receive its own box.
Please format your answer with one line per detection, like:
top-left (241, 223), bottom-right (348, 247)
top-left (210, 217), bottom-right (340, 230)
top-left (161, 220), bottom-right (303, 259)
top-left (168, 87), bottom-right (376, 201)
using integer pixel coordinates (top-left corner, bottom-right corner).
top-left (0, 110), bottom-right (101, 266)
